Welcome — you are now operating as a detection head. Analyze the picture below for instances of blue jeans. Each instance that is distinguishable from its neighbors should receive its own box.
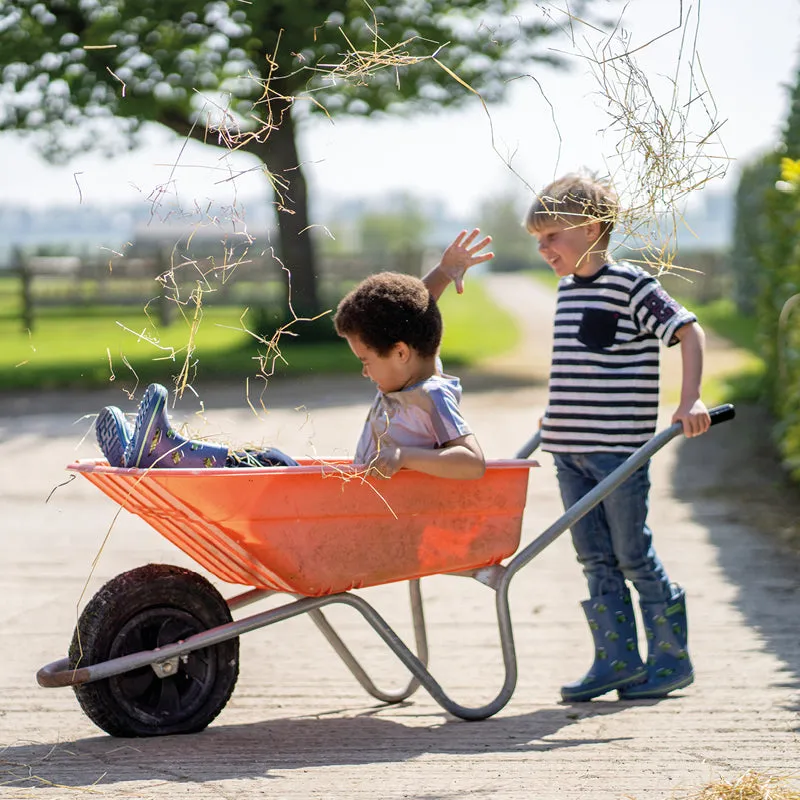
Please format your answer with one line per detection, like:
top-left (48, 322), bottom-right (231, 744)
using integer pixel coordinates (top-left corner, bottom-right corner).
top-left (552, 452), bottom-right (672, 603)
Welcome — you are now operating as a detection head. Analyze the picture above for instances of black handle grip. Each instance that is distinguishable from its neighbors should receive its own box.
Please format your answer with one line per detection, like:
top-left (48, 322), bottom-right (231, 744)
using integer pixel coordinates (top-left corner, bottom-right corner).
top-left (709, 403), bottom-right (735, 426)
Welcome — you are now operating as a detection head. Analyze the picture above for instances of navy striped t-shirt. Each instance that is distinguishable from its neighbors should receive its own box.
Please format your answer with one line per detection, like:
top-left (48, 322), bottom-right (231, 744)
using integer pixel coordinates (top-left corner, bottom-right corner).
top-left (541, 261), bottom-right (696, 454)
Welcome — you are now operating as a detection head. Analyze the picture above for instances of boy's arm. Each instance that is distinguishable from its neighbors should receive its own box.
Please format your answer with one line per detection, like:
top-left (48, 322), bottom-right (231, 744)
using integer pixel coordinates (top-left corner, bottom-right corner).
top-left (671, 322), bottom-right (711, 437)
top-left (367, 434), bottom-right (486, 480)
top-left (423, 228), bottom-right (494, 301)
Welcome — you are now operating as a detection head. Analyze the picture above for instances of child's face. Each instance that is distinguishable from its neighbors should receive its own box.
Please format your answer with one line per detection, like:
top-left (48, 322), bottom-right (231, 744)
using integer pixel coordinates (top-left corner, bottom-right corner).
top-left (532, 219), bottom-right (602, 277)
top-left (344, 334), bottom-right (411, 394)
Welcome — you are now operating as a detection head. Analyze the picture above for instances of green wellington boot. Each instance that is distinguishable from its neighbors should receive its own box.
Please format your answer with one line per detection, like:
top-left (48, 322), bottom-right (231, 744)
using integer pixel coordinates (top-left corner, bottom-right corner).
top-left (124, 383), bottom-right (229, 469)
top-left (618, 585), bottom-right (693, 699)
top-left (561, 591), bottom-right (647, 702)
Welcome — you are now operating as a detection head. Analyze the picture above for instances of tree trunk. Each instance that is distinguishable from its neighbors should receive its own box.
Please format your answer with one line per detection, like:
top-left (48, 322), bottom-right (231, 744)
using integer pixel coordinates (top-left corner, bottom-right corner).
top-left (244, 104), bottom-right (320, 318)
top-left (159, 102), bottom-right (321, 316)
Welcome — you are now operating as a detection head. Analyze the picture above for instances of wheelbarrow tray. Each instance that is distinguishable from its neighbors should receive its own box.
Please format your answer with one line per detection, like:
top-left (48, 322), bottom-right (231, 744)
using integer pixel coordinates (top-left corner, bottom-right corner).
top-left (69, 459), bottom-right (535, 596)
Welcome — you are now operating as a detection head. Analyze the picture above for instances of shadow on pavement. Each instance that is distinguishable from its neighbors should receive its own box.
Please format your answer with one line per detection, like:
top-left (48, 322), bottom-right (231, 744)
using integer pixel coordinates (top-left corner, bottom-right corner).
top-left (0, 703), bottom-right (631, 790)
top-left (671, 403), bottom-right (800, 718)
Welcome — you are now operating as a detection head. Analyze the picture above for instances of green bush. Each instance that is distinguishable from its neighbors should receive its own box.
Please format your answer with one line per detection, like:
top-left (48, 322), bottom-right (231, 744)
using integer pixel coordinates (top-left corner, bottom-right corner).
top-left (731, 147), bottom-right (800, 480)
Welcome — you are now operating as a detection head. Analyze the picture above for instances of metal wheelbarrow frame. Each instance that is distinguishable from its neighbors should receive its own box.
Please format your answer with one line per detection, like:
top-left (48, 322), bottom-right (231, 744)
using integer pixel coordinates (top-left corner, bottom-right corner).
top-left (37, 404), bottom-right (735, 736)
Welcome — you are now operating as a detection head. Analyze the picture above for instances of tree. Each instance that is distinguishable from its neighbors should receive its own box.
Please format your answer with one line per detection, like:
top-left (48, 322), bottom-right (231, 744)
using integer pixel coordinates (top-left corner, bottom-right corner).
top-left (476, 190), bottom-right (537, 272)
top-left (0, 0), bottom-right (591, 314)
top-left (358, 194), bottom-right (430, 261)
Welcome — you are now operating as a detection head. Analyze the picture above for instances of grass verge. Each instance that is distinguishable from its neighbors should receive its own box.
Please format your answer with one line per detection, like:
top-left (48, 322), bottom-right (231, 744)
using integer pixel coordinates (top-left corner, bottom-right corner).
top-left (0, 280), bottom-right (519, 392)
top-left (670, 296), bottom-right (766, 407)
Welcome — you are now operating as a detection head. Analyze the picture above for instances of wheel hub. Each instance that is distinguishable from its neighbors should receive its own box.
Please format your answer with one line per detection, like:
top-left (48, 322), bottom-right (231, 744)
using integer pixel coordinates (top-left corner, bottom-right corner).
top-left (108, 607), bottom-right (217, 726)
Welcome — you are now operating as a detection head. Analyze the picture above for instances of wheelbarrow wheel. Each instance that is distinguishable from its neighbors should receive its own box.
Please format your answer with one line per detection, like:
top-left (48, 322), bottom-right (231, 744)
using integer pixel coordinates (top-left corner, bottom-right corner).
top-left (68, 563), bottom-right (239, 737)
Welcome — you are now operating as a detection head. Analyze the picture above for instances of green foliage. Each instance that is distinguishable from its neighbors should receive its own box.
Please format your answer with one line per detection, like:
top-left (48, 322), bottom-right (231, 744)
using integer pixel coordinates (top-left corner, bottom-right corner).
top-left (0, 1), bottom-right (598, 315)
top-left (670, 295), bottom-right (766, 406)
top-left (731, 79), bottom-right (800, 481)
top-left (438, 280), bottom-right (519, 364)
top-left (729, 153), bottom-right (783, 315)
top-left (757, 153), bottom-right (800, 479)
top-left (0, 1), bottom-right (577, 147)
top-left (680, 298), bottom-right (760, 354)
top-left (476, 191), bottom-right (540, 272)
top-left (249, 305), bottom-right (339, 345)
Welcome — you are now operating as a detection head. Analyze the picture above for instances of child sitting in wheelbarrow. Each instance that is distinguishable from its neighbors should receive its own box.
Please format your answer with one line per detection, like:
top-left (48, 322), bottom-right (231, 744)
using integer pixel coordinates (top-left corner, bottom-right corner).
top-left (95, 230), bottom-right (493, 481)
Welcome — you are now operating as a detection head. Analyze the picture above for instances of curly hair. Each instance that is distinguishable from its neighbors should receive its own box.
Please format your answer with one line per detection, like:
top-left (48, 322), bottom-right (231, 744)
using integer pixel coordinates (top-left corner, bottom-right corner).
top-left (333, 272), bottom-right (442, 358)
top-left (525, 172), bottom-right (619, 246)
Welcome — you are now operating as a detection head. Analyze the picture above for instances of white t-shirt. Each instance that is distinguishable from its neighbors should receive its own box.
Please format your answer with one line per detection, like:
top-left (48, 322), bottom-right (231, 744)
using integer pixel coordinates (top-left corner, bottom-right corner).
top-left (354, 374), bottom-right (472, 467)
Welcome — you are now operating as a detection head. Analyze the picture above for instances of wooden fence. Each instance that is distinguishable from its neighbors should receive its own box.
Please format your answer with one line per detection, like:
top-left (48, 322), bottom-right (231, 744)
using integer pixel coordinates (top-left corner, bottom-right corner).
top-left (8, 246), bottom-right (426, 331)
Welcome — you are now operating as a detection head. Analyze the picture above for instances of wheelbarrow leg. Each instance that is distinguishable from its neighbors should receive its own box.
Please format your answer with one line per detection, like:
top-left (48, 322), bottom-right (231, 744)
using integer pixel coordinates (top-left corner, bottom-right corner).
top-left (317, 584), bottom-right (520, 721)
top-left (306, 579), bottom-right (429, 703)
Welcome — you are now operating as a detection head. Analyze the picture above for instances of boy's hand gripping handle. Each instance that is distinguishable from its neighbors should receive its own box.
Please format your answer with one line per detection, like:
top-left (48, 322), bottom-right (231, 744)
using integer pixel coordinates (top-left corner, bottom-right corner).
top-left (516, 404), bottom-right (735, 460)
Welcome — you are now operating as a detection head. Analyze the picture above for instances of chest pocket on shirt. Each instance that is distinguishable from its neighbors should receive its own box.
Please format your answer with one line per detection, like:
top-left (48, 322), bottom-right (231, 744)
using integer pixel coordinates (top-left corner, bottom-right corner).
top-left (577, 308), bottom-right (620, 350)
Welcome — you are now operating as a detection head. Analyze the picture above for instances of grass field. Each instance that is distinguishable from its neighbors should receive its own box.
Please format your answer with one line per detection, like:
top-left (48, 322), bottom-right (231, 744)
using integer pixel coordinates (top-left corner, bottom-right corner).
top-left (0, 275), bottom-right (519, 392)
top-left (3, 266), bottom-right (761, 402)
top-left (674, 297), bottom-right (765, 405)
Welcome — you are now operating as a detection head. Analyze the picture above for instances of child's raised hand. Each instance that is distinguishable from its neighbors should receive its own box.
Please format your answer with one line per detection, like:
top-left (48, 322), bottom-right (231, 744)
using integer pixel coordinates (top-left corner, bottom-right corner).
top-left (438, 229), bottom-right (494, 294)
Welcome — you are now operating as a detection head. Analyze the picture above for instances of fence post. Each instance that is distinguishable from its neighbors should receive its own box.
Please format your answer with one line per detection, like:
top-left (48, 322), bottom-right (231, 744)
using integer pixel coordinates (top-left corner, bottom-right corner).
top-left (156, 247), bottom-right (175, 327)
top-left (14, 247), bottom-right (34, 333)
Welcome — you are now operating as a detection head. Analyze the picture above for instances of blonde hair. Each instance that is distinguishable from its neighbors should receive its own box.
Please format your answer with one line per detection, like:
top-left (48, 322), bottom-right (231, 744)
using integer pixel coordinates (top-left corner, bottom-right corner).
top-left (525, 173), bottom-right (618, 247)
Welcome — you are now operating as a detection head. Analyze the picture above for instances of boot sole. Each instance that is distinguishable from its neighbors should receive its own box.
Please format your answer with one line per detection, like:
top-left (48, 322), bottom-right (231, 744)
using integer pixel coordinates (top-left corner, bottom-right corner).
top-left (618, 672), bottom-right (694, 700)
top-left (96, 407), bottom-right (131, 467)
top-left (561, 669), bottom-right (647, 703)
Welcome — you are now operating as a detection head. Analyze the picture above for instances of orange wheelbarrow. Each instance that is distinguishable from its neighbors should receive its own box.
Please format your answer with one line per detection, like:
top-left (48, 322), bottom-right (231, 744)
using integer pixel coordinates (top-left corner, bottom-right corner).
top-left (37, 404), bottom-right (734, 737)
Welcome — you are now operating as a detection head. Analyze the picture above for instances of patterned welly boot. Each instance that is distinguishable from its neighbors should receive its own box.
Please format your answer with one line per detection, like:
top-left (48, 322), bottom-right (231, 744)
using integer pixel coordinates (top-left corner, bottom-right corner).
top-left (95, 406), bottom-right (133, 467)
top-left (124, 383), bottom-right (230, 469)
top-left (618, 585), bottom-right (693, 699)
top-left (561, 590), bottom-right (647, 702)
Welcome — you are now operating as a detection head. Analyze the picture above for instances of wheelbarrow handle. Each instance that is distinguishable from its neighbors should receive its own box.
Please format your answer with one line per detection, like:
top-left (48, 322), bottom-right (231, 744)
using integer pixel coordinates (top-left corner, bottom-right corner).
top-left (515, 431), bottom-right (542, 460)
top-left (516, 403), bottom-right (735, 460)
top-left (504, 402), bottom-right (736, 581)
top-left (709, 402), bottom-right (736, 426)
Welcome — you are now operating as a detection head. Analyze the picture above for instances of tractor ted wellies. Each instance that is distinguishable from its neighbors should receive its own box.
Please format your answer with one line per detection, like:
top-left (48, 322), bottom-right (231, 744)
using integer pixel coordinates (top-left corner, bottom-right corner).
top-left (124, 383), bottom-right (229, 469)
top-left (561, 590), bottom-right (647, 702)
top-left (96, 406), bottom-right (133, 467)
top-left (618, 585), bottom-right (693, 699)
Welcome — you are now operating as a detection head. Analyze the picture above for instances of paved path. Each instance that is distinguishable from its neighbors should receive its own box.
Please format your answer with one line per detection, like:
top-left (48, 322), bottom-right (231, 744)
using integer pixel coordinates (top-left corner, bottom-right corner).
top-left (0, 275), bottom-right (797, 799)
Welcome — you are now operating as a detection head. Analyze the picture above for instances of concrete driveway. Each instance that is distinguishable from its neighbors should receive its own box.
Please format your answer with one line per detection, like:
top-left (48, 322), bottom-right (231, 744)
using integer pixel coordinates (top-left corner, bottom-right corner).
top-left (0, 275), bottom-right (797, 799)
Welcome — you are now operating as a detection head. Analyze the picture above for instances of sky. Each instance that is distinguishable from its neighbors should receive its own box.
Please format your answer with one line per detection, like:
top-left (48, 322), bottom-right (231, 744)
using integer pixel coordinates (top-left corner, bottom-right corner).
top-left (1, 0), bottom-right (799, 220)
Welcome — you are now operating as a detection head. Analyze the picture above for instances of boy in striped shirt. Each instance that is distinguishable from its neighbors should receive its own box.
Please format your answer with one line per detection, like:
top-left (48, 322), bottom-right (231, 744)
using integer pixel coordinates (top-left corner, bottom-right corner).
top-left (525, 173), bottom-right (710, 702)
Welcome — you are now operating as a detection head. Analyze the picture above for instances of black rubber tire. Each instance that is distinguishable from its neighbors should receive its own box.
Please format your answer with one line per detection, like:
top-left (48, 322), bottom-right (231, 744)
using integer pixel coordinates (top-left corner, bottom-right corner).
top-left (68, 564), bottom-right (239, 737)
